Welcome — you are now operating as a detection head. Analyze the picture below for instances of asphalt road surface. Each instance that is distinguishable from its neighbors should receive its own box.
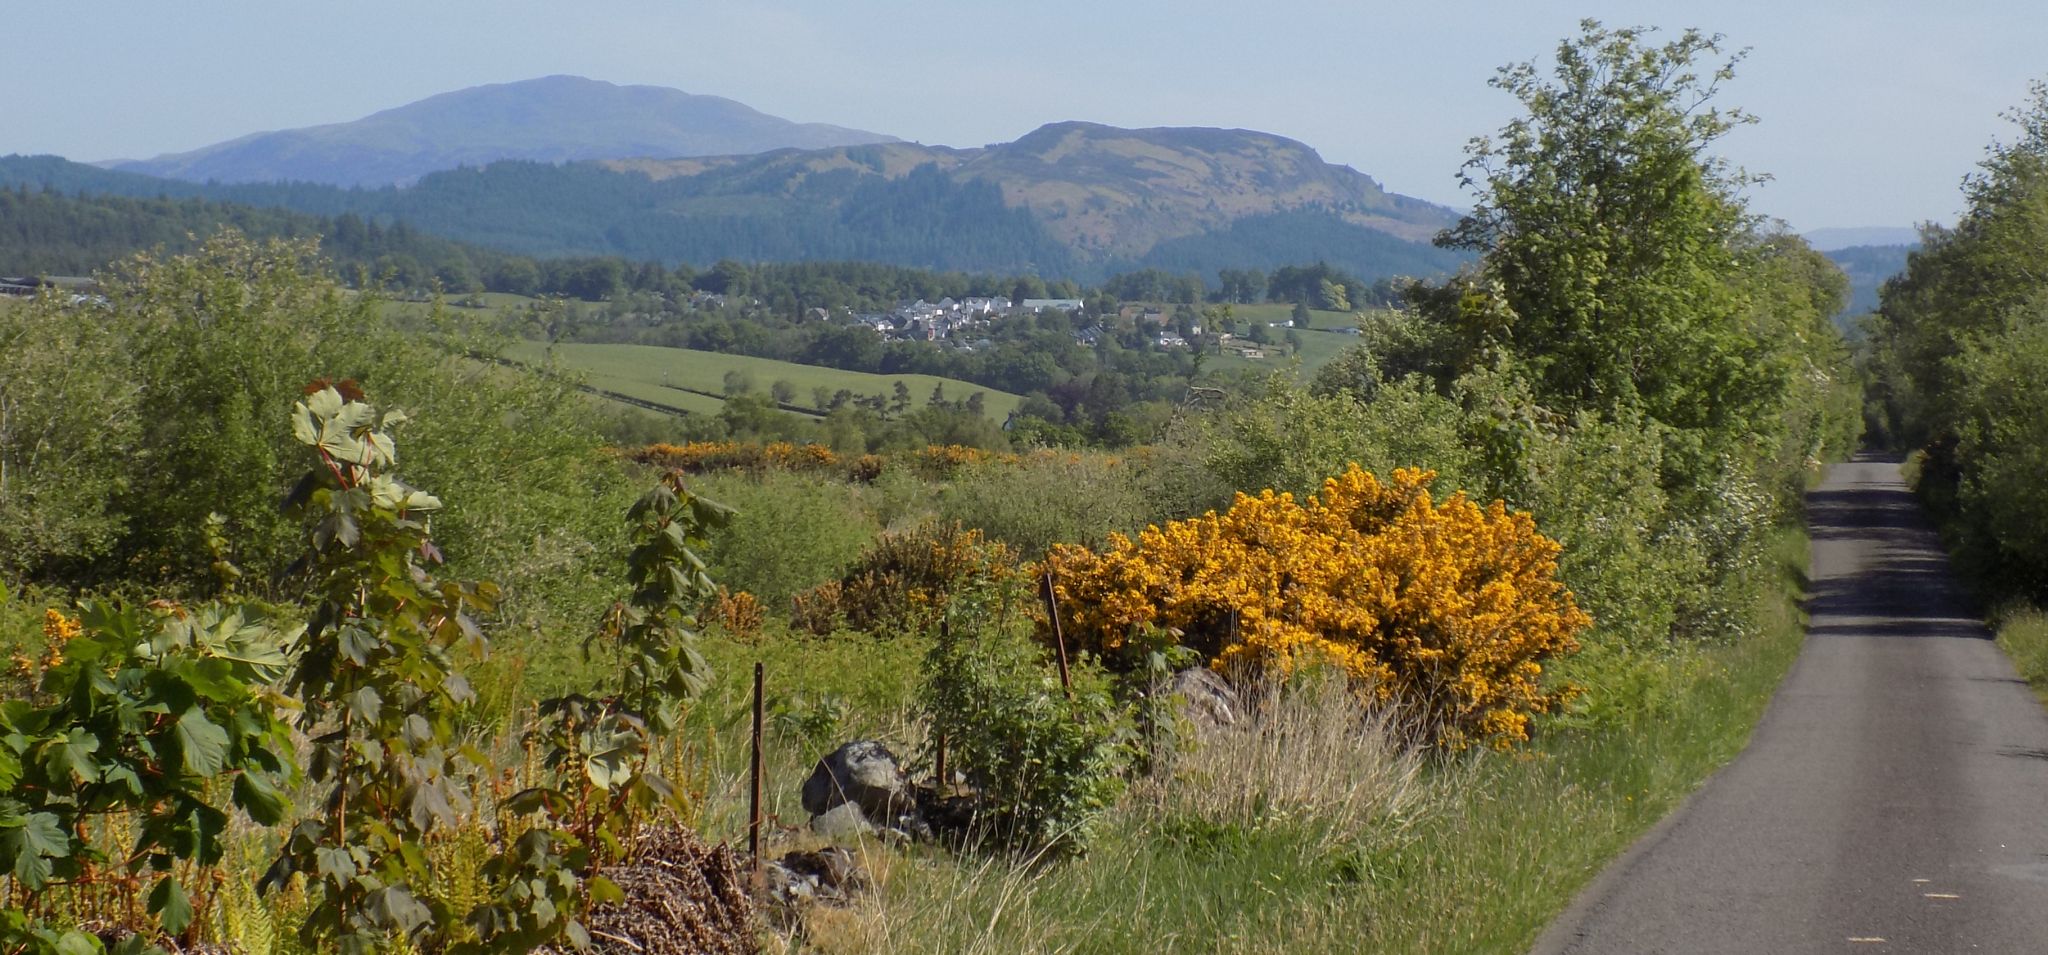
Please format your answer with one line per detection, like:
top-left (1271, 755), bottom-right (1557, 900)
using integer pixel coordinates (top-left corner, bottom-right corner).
top-left (1530, 457), bottom-right (2048, 954)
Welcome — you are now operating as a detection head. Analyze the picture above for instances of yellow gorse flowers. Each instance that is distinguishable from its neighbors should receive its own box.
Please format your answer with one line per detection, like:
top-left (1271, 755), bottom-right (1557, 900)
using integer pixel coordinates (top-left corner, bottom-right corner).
top-left (1044, 465), bottom-right (1589, 750)
top-left (12, 609), bottom-right (86, 681)
top-left (41, 608), bottom-right (83, 642)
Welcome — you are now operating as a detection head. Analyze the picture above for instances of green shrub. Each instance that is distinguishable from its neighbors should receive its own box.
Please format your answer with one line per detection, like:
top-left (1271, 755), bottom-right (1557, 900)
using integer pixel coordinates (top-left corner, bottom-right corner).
top-left (918, 588), bottom-right (1132, 854)
top-left (0, 293), bottom-right (139, 580)
top-left (689, 470), bottom-right (878, 607)
top-left (939, 453), bottom-right (1145, 559)
top-left (263, 384), bottom-right (502, 953)
top-left (0, 233), bottom-right (637, 658)
top-left (1, 599), bottom-right (298, 950)
top-left (1142, 373), bottom-right (1478, 525)
top-left (1944, 317), bottom-right (2048, 595)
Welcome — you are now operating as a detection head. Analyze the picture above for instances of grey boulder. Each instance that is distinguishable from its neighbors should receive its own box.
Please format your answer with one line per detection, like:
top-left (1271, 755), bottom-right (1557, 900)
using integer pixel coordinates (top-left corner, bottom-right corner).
top-left (801, 740), bottom-right (913, 820)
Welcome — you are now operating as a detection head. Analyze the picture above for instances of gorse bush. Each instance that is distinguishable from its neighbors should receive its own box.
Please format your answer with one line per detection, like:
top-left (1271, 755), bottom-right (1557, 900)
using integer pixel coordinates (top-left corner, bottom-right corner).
top-left (1046, 466), bottom-right (1587, 750)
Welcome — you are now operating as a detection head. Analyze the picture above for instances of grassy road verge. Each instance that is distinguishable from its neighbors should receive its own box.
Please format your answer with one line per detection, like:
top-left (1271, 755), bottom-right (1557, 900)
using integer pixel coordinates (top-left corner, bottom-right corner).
top-left (744, 530), bottom-right (1814, 954)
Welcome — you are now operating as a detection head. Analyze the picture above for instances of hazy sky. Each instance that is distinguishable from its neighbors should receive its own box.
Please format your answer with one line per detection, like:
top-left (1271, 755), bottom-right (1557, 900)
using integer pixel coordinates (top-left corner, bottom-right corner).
top-left (10, 1), bottom-right (2046, 231)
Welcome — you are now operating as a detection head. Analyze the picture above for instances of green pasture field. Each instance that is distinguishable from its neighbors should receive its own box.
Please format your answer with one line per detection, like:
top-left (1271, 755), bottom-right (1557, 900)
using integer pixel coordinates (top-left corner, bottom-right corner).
top-left (505, 341), bottom-right (1026, 421)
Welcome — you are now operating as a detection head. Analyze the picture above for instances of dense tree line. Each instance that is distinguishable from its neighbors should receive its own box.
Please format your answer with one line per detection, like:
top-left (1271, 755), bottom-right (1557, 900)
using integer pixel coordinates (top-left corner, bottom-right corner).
top-left (1865, 82), bottom-right (2048, 596)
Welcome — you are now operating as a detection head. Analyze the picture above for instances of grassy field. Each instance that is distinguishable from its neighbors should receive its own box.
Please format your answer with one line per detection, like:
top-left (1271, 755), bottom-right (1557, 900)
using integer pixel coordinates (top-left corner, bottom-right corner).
top-left (1223, 303), bottom-right (1371, 329)
top-left (1210, 325), bottom-right (1365, 377)
top-left (505, 341), bottom-right (1026, 422)
top-left (578, 371), bottom-right (732, 416)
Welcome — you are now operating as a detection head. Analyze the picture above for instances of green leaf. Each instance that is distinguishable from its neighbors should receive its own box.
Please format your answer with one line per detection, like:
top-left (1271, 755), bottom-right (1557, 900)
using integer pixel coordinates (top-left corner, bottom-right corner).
top-left (587, 875), bottom-right (625, 906)
top-left (149, 874), bottom-right (194, 935)
top-left (173, 708), bottom-right (230, 776)
top-left (53, 931), bottom-right (102, 955)
top-left (5, 811), bottom-right (65, 887)
top-left (314, 845), bottom-right (357, 882)
top-left (232, 772), bottom-right (291, 826)
top-left (348, 686), bottom-right (383, 723)
top-left (21, 812), bottom-right (65, 856)
top-left (44, 728), bottom-right (102, 785)
top-left (291, 398), bottom-right (323, 447)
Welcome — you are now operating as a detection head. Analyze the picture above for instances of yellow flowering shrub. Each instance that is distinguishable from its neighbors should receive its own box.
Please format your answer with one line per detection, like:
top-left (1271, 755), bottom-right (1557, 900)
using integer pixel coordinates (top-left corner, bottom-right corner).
top-left (10, 609), bottom-right (84, 684)
top-left (911, 444), bottom-right (992, 479)
top-left (1044, 465), bottom-right (1588, 749)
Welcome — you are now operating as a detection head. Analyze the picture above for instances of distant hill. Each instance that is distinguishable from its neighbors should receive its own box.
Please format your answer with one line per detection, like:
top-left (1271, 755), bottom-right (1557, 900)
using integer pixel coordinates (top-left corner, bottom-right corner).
top-left (7, 121), bottom-right (1466, 281)
top-left (1805, 226), bottom-right (1920, 252)
top-left (1823, 243), bottom-right (1917, 326)
top-left (109, 75), bottom-right (898, 187)
top-left (606, 121), bottom-right (1458, 261)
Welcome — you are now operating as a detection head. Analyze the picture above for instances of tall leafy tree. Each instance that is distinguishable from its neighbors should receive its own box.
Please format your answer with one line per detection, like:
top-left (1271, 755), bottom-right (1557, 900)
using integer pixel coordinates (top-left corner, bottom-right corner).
top-left (1437, 21), bottom-right (1780, 479)
top-left (1870, 81), bottom-right (2048, 445)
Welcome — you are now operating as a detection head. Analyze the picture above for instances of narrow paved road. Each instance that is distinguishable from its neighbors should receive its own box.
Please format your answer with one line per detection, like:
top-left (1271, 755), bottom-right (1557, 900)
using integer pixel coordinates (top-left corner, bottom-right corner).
top-left (1531, 457), bottom-right (2048, 954)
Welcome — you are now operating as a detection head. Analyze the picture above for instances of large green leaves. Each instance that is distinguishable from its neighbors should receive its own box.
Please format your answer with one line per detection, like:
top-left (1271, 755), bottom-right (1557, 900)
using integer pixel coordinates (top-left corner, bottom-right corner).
top-left (172, 709), bottom-right (230, 777)
top-left (0, 809), bottom-right (67, 887)
top-left (0, 599), bottom-right (297, 940)
top-left (147, 876), bottom-right (193, 936)
top-left (275, 385), bottom-right (504, 950)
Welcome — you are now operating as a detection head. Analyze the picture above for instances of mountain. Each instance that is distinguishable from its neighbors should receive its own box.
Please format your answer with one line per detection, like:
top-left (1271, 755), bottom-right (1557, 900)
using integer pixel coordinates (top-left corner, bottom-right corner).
top-left (1804, 226), bottom-right (1920, 252)
top-left (109, 75), bottom-right (898, 188)
top-left (6, 122), bottom-right (1465, 281)
top-left (608, 122), bottom-right (1454, 259)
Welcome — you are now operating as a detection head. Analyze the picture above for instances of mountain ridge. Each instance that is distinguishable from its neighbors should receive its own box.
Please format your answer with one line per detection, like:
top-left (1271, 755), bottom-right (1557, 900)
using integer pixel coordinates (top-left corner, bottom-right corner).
top-left (4, 116), bottom-right (1467, 282)
top-left (595, 120), bottom-right (1456, 261)
top-left (111, 75), bottom-right (899, 187)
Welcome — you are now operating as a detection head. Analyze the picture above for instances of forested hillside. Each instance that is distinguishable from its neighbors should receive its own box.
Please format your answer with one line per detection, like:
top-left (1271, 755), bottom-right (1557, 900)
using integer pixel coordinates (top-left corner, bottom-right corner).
top-left (1824, 242), bottom-right (1915, 325)
top-left (0, 119), bottom-right (1469, 282)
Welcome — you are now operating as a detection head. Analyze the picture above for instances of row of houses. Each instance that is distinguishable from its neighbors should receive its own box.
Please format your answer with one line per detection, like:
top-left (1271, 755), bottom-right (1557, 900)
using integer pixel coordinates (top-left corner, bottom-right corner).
top-left (852, 295), bottom-right (1089, 344)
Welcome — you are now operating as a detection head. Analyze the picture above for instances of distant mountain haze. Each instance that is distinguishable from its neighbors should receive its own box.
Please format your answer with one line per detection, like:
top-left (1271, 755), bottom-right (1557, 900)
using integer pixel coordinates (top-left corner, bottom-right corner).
top-left (109, 75), bottom-right (899, 187)
top-left (1803, 226), bottom-right (1921, 252)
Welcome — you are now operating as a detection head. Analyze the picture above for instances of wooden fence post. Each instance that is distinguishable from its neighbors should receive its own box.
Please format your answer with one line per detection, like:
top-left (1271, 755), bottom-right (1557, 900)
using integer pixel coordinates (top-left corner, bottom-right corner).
top-left (749, 661), bottom-right (765, 891)
top-left (1041, 570), bottom-right (1074, 699)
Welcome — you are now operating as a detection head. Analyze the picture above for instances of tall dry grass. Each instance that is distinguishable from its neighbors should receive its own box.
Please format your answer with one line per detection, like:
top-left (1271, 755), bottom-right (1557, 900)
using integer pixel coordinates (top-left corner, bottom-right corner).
top-left (1133, 671), bottom-right (1434, 854)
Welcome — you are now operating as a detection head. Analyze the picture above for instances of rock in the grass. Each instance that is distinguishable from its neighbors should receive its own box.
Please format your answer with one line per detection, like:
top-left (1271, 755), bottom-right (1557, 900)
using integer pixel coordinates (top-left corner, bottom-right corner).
top-left (764, 846), bottom-right (868, 908)
top-left (801, 740), bottom-right (913, 820)
top-left (1170, 667), bottom-right (1242, 730)
top-left (809, 801), bottom-right (875, 840)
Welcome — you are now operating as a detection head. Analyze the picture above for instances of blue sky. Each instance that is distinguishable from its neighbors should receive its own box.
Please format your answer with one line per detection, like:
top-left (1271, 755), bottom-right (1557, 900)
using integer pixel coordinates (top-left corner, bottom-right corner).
top-left (10, 1), bottom-right (2045, 231)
